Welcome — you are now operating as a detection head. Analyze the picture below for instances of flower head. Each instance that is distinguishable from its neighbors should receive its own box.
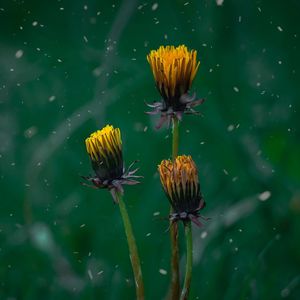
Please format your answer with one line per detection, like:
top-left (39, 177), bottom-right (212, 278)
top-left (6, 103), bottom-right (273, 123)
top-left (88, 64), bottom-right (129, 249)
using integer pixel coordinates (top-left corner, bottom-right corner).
top-left (82, 125), bottom-right (141, 202)
top-left (158, 155), bottom-right (206, 225)
top-left (147, 45), bottom-right (204, 128)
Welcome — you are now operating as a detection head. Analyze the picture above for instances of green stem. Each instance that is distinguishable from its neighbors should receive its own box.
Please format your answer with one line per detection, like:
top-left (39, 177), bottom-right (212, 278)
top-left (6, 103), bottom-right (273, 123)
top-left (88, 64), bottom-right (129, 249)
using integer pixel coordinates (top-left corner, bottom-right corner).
top-left (168, 116), bottom-right (180, 300)
top-left (180, 221), bottom-right (193, 300)
top-left (172, 116), bottom-right (179, 159)
top-left (117, 193), bottom-right (145, 300)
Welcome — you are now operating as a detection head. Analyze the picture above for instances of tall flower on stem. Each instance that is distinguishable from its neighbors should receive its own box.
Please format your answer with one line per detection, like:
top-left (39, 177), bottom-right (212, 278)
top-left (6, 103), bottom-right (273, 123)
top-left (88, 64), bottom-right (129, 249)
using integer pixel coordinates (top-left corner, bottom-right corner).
top-left (147, 45), bottom-right (204, 299)
top-left (83, 125), bottom-right (144, 300)
top-left (159, 155), bottom-right (207, 300)
top-left (147, 45), bottom-right (204, 128)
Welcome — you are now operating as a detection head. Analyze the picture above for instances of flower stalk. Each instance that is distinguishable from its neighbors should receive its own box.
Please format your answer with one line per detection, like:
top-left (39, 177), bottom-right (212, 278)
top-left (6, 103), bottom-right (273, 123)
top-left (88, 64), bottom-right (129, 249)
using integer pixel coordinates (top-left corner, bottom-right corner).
top-left (180, 221), bottom-right (193, 300)
top-left (117, 192), bottom-right (145, 300)
top-left (82, 125), bottom-right (144, 298)
top-left (172, 117), bottom-right (179, 159)
top-left (159, 155), bottom-right (207, 299)
top-left (169, 116), bottom-right (180, 300)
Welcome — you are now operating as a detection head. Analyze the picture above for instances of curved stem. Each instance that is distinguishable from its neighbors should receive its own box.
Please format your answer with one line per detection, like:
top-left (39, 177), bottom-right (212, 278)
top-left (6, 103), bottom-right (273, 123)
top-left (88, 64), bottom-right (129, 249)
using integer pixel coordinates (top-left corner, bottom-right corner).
top-left (117, 193), bottom-right (144, 300)
top-left (180, 221), bottom-right (193, 300)
top-left (169, 116), bottom-right (180, 300)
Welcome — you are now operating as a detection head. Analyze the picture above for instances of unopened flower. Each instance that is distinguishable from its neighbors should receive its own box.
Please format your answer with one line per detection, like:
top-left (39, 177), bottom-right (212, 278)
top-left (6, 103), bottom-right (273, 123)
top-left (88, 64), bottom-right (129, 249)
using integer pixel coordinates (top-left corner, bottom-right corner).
top-left (147, 45), bottom-right (204, 128)
top-left (82, 125), bottom-right (141, 202)
top-left (158, 155), bottom-right (206, 225)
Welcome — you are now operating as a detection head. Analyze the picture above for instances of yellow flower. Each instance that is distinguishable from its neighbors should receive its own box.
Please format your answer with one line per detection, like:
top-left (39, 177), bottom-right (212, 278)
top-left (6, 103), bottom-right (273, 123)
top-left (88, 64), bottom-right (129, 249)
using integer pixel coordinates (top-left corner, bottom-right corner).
top-left (82, 125), bottom-right (141, 202)
top-left (85, 125), bottom-right (123, 180)
top-left (147, 45), bottom-right (204, 128)
top-left (147, 45), bottom-right (199, 101)
top-left (158, 155), bottom-right (206, 224)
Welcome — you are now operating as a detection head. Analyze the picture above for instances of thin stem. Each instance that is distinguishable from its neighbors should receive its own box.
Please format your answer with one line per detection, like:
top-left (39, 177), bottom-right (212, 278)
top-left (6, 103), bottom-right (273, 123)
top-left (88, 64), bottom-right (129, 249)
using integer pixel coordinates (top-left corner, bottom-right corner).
top-left (172, 116), bottom-right (179, 159)
top-left (169, 116), bottom-right (180, 300)
top-left (117, 192), bottom-right (145, 300)
top-left (180, 221), bottom-right (193, 300)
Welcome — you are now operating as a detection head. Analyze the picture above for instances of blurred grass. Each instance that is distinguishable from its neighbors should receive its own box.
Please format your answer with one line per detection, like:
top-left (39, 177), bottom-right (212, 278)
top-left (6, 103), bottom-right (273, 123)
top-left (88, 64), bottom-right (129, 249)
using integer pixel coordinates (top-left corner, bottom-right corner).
top-left (0, 0), bottom-right (300, 299)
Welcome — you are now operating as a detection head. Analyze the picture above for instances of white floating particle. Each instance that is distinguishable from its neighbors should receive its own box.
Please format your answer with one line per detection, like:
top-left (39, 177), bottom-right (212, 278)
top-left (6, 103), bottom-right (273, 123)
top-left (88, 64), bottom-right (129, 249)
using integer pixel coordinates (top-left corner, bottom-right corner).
top-left (80, 224), bottom-right (86, 228)
top-left (49, 95), bottom-right (56, 102)
top-left (32, 21), bottom-right (38, 26)
top-left (184, 2), bottom-right (190, 5)
top-left (229, 238), bottom-right (233, 243)
top-left (146, 233), bottom-right (151, 237)
top-left (84, 5), bottom-right (88, 10)
top-left (88, 269), bottom-right (93, 280)
top-left (57, 58), bottom-right (62, 62)
top-left (97, 270), bottom-right (104, 275)
top-left (227, 124), bottom-right (235, 132)
top-left (159, 269), bottom-right (167, 275)
top-left (15, 50), bottom-right (24, 59)
top-left (216, 0), bottom-right (224, 6)
top-left (277, 26), bottom-right (283, 32)
top-left (83, 36), bottom-right (88, 43)
top-left (223, 169), bottom-right (229, 175)
top-left (93, 67), bottom-right (102, 77)
top-left (24, 126), bottom-right (37, 138)
top-left (153, 211), bottom-right (160, 216)
top-left (201, 231), bottom-right (207, 239)
top-left (258, 191), bottom-right (271, 201)
top-left (152, 3), bottom-right (158, 11)
top-left (238, 16), bottom-right (242, 23)
top-left (233, 86), bottom-right (239, 92)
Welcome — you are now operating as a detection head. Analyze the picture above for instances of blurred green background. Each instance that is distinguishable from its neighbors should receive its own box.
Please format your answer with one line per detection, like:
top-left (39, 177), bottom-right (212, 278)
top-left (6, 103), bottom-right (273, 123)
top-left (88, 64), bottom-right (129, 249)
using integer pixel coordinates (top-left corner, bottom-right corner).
top-left (1, 0), bottom-right (300, 299)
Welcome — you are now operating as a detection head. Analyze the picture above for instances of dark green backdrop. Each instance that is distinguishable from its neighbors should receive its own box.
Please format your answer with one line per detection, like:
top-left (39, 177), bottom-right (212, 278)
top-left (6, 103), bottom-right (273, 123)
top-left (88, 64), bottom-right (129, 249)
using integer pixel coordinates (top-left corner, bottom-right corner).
top-left (1, 0), bottom-right (300, 299)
